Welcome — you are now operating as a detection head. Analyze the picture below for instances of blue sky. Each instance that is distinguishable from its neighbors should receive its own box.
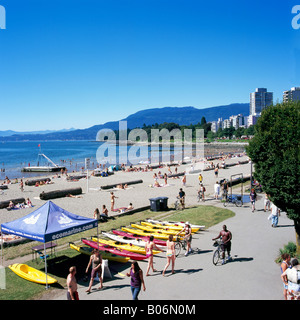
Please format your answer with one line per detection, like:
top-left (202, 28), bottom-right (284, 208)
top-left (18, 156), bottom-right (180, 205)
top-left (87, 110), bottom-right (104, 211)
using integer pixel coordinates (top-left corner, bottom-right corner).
top-left (0, 0), bottom-right (299, 131)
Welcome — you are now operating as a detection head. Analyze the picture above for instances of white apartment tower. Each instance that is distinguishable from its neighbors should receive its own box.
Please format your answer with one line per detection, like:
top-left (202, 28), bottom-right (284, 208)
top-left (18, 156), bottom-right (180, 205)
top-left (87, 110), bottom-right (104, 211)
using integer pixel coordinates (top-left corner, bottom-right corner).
top-left (250, 88), bottom-right (273, 116)
top-left (283, 87), bottom-right (300, 102)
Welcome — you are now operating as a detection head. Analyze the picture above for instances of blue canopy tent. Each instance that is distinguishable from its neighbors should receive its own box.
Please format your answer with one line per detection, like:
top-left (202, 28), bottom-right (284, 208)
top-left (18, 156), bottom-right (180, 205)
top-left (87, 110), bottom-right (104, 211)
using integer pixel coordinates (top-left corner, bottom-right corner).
top-left (1, 200), bottom-right (98, 288)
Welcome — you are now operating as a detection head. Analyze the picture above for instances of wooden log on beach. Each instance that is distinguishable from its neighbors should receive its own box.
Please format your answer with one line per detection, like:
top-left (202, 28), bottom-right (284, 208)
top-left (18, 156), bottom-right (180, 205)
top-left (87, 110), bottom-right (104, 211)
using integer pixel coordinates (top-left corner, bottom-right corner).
top-left (168, 172), bottom-right (185, 178)
top-left (100, 180), bottom-right (143, 190)
top-left (40, 187), bottom-right (82, 200)
top-left (67, 175), bottom-right (86, 181)
top-left (0, 198), bottom-right (25, 209)
top-left (25, 178), bottom-right (51, 186)
top-left (149, 165), bottom-right (162, 169)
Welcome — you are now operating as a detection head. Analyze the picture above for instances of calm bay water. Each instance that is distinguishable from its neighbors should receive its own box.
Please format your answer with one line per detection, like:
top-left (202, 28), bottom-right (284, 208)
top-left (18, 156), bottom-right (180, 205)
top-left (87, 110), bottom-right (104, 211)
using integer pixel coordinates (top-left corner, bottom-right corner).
top-left (0, 140), bottom-right (246, 180)
top-left (0, 141), bottom-right (104, 179)
top-left (0, 140), bottom-right (171, 179)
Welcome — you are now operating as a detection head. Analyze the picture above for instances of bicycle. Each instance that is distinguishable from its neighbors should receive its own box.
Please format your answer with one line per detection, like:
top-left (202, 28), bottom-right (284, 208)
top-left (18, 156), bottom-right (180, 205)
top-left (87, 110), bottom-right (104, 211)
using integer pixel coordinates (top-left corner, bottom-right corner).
top-left (222, 194), bottom-right (243, 207)
top-left (212, 239), bottom-right (232, 265)
top-left (197, 192), bottom-right (203, 202)
top-left (174, 196), bottom-right (184, 210)
top-left (174, 236), bottom-right (200, 257)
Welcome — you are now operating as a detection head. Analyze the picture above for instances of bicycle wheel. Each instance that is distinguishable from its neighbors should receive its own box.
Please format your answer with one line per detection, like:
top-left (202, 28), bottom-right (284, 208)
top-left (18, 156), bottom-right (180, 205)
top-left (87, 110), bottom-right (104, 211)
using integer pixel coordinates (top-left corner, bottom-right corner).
top-left (235, 199), bottom-right (243, 207)
top-left (175, 242), bottom-right (182, 257)
top-left (212, 249), bottom-right (220, 265)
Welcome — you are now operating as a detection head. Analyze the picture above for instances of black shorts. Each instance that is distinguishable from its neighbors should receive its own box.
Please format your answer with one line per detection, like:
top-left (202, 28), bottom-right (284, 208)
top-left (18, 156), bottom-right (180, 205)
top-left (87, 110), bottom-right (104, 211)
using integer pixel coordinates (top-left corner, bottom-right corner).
top-left (221, 241), bottom-right (231, 252)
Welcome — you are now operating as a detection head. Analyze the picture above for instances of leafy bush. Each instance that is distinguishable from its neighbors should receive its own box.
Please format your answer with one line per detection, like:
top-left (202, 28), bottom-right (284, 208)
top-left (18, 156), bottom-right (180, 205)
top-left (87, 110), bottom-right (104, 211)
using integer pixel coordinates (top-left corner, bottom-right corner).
top-left (276, 242), bottom-right (299, 263)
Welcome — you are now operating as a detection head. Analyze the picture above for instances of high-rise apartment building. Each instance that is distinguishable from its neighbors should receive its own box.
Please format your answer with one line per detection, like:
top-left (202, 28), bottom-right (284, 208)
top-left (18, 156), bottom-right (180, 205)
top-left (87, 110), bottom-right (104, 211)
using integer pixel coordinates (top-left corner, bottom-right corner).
top-left (283, 87), bottom-right (300, 102)
top-left (250, 88), bottom-right (273, 116)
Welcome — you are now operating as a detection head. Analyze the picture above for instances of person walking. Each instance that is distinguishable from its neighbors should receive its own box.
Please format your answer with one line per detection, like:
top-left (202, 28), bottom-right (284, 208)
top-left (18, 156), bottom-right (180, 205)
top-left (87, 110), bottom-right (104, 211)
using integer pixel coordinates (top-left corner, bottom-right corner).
top-left (222, 179), bottom-right (229, 200)
top-left (20, 179), bottom-right (24, 192)
top-left (162, 235), bottom-right (176, 276)
top-left (269, 202), bottom-right (280, 227)
top-left (182, 174), bottom-right (186, 187)
top-left (249, 188), bottom-right (257, 212)
top-left (198, 173), bottom-right (203, 185)
top-left (212, 225), bottom-right (232, 265)
top-left (214, 167), bottom-right (219, 178)
top-left (85, 249), bottom-right (103, 293)
top-left (178, 188), bottom-right (185, 209)
top-left (67, 266), bottom-right (79, 300)
top-left (198, 184), bottom-right (206, 202)
top-left (214, 181), bottom-right (220, 199)
top-left (145, 235), bottom-right (162, 276)
top-left (280, 253), bottom-right (291, 300)
top-left (164, 173), bottom-right (168, 186)
top-left (281, 258), bottom-right (300, 300)
top-left (126, 261), bottom-right (146, 300)
top-left (264, 194), bottom-right (271, 212)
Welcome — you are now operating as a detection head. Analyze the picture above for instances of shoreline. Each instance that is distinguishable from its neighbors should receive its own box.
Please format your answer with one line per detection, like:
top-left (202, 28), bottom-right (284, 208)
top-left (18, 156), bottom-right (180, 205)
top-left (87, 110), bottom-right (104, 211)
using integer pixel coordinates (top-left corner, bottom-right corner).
top-left (0, 153), bottom-right (251, 226)
top-left (0, 142), bottom-right (247, 181)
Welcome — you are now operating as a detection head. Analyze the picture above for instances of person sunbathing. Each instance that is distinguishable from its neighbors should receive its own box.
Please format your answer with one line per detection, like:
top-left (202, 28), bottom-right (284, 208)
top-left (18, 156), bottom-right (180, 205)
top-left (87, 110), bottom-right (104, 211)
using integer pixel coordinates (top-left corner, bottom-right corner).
top-left (66, 194), bottom-right (82, 198)
top-left (127, 203), bottom-right (134, 211)
top-left (8, 201), bottom-right (15, 209)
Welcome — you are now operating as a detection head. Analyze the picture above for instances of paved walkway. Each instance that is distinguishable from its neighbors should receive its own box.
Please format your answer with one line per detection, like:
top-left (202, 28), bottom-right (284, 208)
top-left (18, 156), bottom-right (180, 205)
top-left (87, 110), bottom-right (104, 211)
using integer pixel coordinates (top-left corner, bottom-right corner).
top-left (53, 196), bottom-right (295, 300)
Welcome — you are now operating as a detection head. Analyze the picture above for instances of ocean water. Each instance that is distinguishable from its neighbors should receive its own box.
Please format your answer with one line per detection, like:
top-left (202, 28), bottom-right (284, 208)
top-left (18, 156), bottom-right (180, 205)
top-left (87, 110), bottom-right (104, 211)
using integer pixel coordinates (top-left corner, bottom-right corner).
top-left (0, 140), bottom-right (245, 180)
top-left (0, 141), bottom-right (103, 179)
top-left (0, 140), bottom-right (176, 179)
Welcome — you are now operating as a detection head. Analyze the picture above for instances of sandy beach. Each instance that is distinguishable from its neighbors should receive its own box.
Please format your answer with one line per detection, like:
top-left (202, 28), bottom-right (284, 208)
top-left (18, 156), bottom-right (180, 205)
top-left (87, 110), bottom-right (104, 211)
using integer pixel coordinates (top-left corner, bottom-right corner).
top-left (0, 153), bottom-right (251, 226)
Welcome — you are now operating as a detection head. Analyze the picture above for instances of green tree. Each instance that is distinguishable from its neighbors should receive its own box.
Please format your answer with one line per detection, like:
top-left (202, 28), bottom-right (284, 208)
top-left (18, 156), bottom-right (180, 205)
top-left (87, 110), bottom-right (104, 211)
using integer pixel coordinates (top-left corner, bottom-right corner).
top-left (246, 101), bottom-right (300, 254)
top-left (200, 116), bottom-right (207, 126)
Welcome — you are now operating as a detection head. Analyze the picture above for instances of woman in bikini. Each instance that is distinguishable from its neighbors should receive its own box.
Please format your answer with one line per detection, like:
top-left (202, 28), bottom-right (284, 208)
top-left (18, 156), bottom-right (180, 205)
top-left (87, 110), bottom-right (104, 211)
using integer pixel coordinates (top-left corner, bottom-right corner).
top-left (110, 192), bottom-right (118, 211)
top-left (145, 235), bottom-right (162, 276)
top-left (162, 235), bottom-right (176, 276)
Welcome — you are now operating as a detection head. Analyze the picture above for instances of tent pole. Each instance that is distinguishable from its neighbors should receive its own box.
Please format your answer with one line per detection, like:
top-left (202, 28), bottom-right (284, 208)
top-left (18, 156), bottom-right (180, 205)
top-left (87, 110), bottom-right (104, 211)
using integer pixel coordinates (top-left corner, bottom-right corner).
top-left (97, 223), bottom-right (99, 251)
top-left (44, 242), bottom-right (48, 289)
top-left (1, 232), bottom-right (3, 266)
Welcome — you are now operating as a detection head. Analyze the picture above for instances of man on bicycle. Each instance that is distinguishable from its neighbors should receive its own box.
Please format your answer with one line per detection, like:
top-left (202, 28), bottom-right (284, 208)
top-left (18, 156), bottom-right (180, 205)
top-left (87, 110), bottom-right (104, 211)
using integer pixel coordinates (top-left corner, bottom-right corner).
top-left (212, 225), bottom-right (232, 264)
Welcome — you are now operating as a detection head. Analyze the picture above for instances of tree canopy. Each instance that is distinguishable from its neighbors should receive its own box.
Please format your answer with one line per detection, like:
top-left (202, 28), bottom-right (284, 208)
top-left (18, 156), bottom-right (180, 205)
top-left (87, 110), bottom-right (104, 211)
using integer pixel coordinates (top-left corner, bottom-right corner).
top-left (246, 101), bottom-right (300, 252)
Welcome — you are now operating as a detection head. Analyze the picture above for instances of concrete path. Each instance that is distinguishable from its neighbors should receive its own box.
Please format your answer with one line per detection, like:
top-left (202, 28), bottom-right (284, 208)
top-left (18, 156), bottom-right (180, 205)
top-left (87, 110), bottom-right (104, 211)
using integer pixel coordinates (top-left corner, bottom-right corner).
top-left (53, 196), bottom-right (295, 300)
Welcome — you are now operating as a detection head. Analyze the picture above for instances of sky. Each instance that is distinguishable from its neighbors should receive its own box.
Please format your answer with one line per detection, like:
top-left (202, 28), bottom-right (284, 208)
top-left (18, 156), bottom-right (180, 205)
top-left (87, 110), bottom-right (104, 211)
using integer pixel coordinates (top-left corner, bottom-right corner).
top-left (0, 0), bottom-right (299, 131)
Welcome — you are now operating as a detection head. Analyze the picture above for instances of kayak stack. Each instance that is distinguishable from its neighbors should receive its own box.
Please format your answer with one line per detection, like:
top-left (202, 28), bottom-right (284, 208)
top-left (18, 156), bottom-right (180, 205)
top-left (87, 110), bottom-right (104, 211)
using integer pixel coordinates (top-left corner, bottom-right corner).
top-left (71, 219), bottom-right (204, 262)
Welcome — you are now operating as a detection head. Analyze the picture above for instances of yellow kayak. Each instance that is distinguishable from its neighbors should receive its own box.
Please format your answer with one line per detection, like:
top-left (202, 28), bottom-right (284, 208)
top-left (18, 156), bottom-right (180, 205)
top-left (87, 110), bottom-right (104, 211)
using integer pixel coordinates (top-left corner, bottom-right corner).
top-left (121, 226), bottom-right (183, 241)
top-left (141, 221), bottom-right (200, 233)
top-left (131, 223), bottom-right (189, 236)
top-left (8, 264), bottom-right (57, 285)
top-left (69, 242), bottom-right (130, 263)
top-left (91, 237), bottom-right (161, 255)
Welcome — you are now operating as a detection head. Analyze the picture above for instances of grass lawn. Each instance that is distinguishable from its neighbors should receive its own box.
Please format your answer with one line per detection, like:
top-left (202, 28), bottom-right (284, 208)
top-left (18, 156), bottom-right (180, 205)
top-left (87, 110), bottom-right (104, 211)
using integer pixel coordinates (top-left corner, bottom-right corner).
top-left (0, 205), bottom-right (234, 300)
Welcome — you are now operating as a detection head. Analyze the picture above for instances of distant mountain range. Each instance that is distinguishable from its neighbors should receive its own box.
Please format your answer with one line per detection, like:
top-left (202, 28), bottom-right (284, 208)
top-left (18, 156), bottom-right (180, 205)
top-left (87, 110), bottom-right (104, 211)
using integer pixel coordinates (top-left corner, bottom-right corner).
top-left (0, 128), bottom-right (76, 137)
top-left (0, 103), bottom-right (249, 141)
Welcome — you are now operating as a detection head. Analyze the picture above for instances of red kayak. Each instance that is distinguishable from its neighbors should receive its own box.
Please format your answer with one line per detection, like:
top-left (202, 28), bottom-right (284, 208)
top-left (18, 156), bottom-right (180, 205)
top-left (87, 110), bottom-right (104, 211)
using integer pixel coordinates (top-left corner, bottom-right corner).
top-left (112, 229), bottom-right (167, 246)
top-left (81, 238), bottom-right (149, 261)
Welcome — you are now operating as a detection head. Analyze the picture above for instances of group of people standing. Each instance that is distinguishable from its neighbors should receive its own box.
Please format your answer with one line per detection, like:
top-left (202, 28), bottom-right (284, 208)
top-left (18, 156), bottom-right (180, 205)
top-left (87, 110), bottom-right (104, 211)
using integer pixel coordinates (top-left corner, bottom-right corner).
top-left (280, 254), bottom-right (300, 300)
top-left (66, 222), bottom-right (194, 300)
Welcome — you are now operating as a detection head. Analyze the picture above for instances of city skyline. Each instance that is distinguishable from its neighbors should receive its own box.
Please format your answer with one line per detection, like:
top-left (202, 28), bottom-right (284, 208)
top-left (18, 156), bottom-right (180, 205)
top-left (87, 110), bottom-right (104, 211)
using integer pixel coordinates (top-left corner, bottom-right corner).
top-left (0, 0), bottom-right (299, 131)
